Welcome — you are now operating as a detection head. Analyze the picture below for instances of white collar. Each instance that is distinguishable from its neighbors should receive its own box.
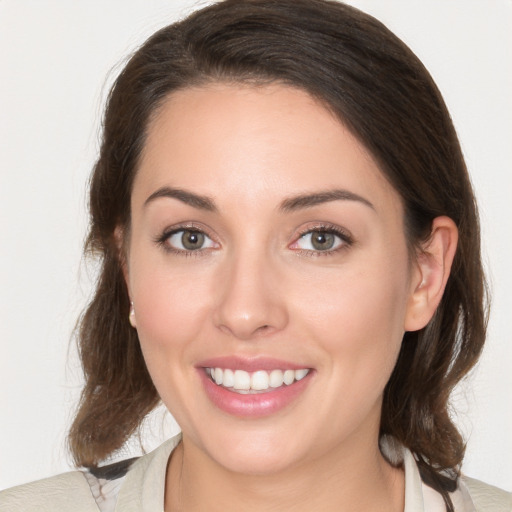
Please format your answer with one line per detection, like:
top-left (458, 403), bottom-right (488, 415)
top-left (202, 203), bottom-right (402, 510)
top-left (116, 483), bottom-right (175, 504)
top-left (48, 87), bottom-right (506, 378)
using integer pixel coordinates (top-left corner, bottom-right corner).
top-left (382, 435), bottom-right (476, 512)
top-left (112, 434), bottom-right (475, 512)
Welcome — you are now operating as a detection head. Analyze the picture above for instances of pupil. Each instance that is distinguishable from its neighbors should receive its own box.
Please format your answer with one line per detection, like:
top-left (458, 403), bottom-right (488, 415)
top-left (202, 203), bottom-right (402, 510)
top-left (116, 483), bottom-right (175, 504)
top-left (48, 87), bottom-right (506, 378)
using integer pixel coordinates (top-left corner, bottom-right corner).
top-left (182, 231), bottom-right (204, 250)
top-left (312, 231), bottom-right (334, 250)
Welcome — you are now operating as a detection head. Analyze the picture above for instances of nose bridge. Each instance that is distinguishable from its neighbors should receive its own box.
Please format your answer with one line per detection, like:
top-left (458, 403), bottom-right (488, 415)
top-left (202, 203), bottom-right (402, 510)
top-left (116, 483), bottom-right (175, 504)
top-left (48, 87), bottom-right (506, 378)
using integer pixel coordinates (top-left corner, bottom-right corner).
top-left (214, 241), bottom-right (288, 339)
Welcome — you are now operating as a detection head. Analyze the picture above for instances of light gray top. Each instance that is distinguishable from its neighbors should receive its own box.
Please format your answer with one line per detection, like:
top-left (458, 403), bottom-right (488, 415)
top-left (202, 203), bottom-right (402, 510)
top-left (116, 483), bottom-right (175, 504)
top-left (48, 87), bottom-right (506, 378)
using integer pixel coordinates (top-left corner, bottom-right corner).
top-left (1, 434), bottom-right (510, 511)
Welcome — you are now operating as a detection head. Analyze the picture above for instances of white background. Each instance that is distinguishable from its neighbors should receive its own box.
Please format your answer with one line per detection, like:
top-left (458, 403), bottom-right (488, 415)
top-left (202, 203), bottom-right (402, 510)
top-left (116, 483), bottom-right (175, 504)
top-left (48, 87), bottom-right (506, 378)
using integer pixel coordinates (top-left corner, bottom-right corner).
top-left (1, 0), bottom-right (511, 491)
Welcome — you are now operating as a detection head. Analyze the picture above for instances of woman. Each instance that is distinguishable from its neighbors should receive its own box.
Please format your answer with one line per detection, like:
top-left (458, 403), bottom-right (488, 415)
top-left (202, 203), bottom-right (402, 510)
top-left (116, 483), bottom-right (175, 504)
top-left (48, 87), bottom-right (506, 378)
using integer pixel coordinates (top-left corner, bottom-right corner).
top-left (1, 0), bottom-right (510, 510)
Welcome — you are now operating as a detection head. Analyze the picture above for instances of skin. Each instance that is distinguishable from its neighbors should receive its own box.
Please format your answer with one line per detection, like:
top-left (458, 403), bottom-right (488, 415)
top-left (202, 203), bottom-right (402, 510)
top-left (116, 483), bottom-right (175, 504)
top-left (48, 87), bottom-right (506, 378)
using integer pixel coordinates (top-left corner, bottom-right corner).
top-left (122, 83), bottom-right (457, 511)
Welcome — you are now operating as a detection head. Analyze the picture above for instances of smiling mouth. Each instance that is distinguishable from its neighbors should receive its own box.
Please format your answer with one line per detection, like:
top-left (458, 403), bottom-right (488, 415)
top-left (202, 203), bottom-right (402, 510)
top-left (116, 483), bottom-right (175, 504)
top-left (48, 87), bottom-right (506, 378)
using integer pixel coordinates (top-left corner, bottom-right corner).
top-left (205, 367), bottom-right (310, 394)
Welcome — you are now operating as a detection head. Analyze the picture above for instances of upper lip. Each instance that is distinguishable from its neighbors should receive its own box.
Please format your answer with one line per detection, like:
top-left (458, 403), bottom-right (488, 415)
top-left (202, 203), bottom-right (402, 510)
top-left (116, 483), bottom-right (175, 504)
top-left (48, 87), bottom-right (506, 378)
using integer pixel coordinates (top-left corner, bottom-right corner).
top-left (197, 356), bottom-right (311, 372)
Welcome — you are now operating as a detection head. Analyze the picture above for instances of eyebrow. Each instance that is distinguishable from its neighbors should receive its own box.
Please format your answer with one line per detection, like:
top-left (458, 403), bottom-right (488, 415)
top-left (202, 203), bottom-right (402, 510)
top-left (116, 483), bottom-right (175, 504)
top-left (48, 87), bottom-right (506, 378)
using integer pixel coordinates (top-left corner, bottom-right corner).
top-left (144, 187), bottom-right (217, 212)
top-left (144, 186), bottom-right (374, 213)
top-left (279, 189), bottom-right (374, 212)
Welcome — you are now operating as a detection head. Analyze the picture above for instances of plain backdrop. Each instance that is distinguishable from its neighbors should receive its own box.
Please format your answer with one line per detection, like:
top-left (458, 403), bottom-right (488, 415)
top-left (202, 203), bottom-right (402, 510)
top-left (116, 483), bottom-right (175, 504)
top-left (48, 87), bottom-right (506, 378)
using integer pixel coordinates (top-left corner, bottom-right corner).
top-left (1, 0), bottom-right (511, 491)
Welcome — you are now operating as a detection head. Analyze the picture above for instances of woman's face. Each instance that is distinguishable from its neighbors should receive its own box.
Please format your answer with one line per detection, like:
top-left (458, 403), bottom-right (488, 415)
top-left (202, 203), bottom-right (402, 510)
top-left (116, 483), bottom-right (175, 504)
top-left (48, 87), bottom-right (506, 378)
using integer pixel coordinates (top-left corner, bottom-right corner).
top-left (125, 83), bottom-right (423, 474)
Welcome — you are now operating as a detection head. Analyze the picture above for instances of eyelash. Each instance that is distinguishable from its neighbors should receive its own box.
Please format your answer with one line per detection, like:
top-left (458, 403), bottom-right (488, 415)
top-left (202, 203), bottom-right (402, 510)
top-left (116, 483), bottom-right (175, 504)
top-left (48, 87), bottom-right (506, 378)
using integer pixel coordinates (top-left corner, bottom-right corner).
top-left (155, 223), bottom-right (217, 258)
top-left (154, 222), bottom-right (353, 257)
top-left (292, 223), bottom-right (354, 257)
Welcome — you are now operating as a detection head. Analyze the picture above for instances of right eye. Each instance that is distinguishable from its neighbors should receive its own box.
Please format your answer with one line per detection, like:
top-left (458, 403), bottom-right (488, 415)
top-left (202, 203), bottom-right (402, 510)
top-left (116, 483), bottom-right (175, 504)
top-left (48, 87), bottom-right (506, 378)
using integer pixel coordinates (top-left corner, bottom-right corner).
top-left (165, 229), bottom-right (217, 252)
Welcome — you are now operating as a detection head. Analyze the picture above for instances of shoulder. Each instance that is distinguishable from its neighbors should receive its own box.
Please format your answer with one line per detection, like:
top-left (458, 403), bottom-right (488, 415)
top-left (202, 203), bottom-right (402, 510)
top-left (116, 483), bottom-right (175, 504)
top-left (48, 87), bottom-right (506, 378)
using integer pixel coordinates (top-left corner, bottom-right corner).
top-left (0, 471), bottom-right (100, 512)
top-left (0, 435), bottom-right (182, 512)
top-left (461, 475), bottom-right (512, 512)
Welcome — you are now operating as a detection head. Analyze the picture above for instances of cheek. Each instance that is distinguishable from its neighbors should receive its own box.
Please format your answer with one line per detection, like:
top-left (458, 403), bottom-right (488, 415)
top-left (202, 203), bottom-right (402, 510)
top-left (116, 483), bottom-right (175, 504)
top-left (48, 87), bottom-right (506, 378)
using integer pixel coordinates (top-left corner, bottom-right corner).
top-left (129, 261), bottom-right (218, 424)
top-left (130, 257), bottom-right (214, 360)
top-left (300, 262), bottom-right (409, 333)
top-left (293, 252), bottom-right (411, 378)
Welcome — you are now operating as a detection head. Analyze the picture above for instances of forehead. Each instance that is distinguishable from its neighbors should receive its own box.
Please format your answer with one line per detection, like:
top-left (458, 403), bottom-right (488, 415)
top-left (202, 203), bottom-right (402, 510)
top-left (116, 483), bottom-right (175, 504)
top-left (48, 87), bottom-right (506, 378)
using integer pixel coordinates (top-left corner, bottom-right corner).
top-left (134, 83), bottom-right (401, 216)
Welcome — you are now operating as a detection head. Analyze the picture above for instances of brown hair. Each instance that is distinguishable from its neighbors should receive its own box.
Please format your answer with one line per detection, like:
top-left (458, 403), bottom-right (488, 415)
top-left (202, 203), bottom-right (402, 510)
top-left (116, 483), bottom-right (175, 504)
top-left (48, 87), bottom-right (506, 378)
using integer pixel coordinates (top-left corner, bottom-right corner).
top-left (69, 1), bottom-right (487, 508)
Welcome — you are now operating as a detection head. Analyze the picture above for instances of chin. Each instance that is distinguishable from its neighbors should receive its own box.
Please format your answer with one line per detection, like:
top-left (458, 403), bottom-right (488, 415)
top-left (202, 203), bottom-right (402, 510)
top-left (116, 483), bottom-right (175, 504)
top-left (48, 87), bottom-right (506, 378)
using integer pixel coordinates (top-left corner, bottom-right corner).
top-left (215, 447), bottom-right (301, 476)
top-left (197, 425), bottom-right (306, 476)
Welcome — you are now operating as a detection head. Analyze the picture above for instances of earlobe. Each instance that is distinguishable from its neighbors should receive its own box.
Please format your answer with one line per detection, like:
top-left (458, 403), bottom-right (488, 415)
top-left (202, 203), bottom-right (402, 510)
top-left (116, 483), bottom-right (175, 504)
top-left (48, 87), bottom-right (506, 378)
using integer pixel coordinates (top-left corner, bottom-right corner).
top-left (129, 301), bottom-right (137, 328)
top-left (404, 216), bottom-right (458, 332)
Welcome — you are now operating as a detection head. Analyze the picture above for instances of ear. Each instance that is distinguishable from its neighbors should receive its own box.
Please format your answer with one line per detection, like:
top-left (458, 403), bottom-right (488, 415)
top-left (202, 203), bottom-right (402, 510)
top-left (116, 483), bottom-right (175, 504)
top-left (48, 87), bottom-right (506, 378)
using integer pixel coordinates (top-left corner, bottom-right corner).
top-left (114, 225), bottom-right (136, 327)
top-left (404, 216), bottom-right (458, 332)
top-left (114, 225), bottom-right (130, 285)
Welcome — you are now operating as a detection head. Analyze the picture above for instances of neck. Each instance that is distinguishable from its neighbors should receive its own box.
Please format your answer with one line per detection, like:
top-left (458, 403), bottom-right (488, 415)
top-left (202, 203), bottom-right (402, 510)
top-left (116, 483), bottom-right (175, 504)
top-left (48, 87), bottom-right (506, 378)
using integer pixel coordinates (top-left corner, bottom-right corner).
top-left (165, 431), bottom-right (404, 512)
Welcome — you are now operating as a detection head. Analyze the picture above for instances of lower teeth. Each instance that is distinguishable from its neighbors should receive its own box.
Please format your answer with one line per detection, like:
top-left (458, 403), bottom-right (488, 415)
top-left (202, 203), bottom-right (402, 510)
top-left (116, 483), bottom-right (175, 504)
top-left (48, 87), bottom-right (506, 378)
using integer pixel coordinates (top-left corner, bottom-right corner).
top-left (209, 376), bottom-right (292, 394)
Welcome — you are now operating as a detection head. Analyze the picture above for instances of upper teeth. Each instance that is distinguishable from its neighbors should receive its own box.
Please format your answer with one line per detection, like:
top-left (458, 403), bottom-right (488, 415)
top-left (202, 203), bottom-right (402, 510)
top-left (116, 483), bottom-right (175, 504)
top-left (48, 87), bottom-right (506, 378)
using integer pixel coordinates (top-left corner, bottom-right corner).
top-left (206, 368), bottom-right (309, 392)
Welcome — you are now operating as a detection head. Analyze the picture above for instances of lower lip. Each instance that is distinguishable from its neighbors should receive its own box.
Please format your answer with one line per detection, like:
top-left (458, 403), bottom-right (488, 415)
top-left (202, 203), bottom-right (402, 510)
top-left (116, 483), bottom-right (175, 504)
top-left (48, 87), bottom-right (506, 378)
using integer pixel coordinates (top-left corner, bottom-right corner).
top-left (198, 369), bottom-right (313, 418)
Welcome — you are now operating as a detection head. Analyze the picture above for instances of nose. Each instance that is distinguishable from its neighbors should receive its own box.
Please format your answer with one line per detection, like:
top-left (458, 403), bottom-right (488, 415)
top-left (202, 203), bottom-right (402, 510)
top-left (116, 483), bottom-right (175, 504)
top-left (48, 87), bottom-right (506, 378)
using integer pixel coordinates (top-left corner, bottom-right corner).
top-left (213, 251), bottom-right (288, 340)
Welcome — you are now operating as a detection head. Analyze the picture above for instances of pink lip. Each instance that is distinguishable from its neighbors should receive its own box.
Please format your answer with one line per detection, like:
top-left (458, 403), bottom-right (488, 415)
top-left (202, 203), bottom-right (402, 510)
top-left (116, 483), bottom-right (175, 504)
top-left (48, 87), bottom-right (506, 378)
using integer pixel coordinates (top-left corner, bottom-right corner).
top-left (196, 357), bottom-right (314, 418)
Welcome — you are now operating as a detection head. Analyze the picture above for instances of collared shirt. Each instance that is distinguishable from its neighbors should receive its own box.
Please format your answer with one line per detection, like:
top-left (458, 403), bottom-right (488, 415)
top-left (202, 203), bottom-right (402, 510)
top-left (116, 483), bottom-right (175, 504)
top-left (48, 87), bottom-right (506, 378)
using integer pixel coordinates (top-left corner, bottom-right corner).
top-left (1, 434), bottom-right (510, 511)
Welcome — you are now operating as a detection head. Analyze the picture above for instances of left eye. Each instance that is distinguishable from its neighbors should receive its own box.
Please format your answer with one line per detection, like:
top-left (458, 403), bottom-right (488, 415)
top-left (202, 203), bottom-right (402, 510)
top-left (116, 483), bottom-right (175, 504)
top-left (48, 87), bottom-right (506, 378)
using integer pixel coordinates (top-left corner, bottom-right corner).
top-left (294, 230), bottom-right (344, 251)
top-left (167, 229), bottom-right (216, 251)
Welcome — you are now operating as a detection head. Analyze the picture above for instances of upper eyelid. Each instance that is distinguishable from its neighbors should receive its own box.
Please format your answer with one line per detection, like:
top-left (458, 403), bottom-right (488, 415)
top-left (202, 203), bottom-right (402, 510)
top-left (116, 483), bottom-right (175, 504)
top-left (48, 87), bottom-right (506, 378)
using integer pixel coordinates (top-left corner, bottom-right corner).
top-left (295, 223), bottom-right (353, 240)
top-left (160, 222), bottom-right (216, 238)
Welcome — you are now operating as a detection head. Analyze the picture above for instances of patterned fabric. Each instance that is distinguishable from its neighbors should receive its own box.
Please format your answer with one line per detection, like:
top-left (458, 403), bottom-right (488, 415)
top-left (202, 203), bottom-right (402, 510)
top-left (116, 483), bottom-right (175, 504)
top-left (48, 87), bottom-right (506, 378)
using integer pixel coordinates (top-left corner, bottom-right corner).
top-left (2, 434), bottom-right (509, 511)
top-left (78, 435), bottom-right (482, 512)
top-left (82, 456), bottom-right (139, 512)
